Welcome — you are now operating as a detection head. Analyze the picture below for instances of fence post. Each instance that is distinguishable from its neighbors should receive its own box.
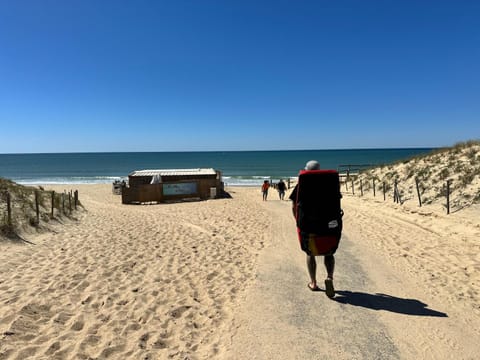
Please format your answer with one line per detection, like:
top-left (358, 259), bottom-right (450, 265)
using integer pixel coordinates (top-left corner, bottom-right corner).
top-left (51, 191), bottom-right (55, 218)
top-left (397, 181), bottom-right (402, 204)
top-left (415, 177), bottom-right (422, 207)
top-left (6, 191), bottom-right (12, 227)
top-left (373, 179), bottom-right (376, 197)
top-left (446, 179), bottom-right (452, 214)
top-left (68, 191), bottom-right (72, 213)
top-left (383, 182), bottom-right (386, 201)
top-left (393, 180), bottom-right (397, 203)
top-left (74, 190), bottom-right (78, 210)
top-left (62, 192), bottom-right (65, 214)
top-left (35, 190), bottom-right (40, 225)
top-left (351, 180), bottom-right (355, 195)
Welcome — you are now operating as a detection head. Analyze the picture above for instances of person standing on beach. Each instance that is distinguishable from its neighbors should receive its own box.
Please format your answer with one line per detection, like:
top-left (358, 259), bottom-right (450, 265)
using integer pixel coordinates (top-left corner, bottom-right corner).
top-left (261, 180), bottom-right (270, 201)
top-left (277, 179), bottom-right (287, 200)
top-left (289, 160), bottom-right (337, 298)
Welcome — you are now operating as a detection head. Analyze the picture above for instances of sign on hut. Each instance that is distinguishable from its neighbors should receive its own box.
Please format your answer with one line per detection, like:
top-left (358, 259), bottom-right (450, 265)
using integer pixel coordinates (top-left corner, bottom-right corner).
top-left (121, 168), bottom-right (223, 204)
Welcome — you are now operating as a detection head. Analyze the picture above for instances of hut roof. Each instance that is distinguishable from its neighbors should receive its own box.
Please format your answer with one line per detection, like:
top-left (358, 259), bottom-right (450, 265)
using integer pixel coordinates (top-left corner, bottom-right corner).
top-left (129, 168), bottom-right (218, 177)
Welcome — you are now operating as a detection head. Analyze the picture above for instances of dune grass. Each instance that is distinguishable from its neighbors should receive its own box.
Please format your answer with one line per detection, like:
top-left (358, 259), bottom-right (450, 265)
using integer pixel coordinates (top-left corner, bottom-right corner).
top-left (0, 178), bottom-right (82, 238)
top-left (350, 140), bottom-right (480, 211)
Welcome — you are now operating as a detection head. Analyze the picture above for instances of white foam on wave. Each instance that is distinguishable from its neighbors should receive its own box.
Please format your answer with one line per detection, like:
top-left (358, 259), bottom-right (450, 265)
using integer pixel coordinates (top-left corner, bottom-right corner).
top-left (16, 176), bottom-right (127, 185)
top-left (222, 176), bottom-right (296, 187)
top-left (15, 176), bottom-right (295, 187)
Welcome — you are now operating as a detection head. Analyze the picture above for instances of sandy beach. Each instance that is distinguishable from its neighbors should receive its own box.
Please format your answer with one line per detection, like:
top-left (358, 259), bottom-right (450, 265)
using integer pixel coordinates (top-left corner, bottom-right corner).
top-left (1, 182), bottom-right (479, 359)
top-left (2, 1), bottom-right (479, 358)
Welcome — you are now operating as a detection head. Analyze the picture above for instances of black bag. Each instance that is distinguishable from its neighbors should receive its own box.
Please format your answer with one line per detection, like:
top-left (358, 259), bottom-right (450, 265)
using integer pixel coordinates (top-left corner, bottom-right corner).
top-left (295, 169), bottom-right (343, 240)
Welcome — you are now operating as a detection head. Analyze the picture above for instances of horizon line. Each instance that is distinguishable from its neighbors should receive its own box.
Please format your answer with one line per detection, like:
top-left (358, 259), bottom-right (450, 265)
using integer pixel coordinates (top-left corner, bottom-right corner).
top-left (0, 146), bottom-right (438, 155)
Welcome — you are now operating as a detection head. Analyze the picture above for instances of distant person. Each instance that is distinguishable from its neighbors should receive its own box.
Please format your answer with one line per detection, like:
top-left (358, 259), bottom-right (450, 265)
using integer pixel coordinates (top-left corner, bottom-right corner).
top-left (289, 160), bottom-right (342, 298)
top-left (261, 180), bottom-right (270, 201)
top-left (277, 179), bottom-right (287, 200)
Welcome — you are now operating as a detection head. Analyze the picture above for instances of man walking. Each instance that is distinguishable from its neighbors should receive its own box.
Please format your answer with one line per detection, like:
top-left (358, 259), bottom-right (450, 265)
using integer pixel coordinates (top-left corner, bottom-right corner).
top-left (277, 179), bottom-right (287, 200)
top-left (289, 160), bottom-right (341, 298)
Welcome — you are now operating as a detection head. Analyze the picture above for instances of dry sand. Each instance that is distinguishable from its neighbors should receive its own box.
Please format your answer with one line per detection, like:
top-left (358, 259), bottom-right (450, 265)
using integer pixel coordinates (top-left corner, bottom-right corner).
top-left (1, 183), bottom-right (479, 359)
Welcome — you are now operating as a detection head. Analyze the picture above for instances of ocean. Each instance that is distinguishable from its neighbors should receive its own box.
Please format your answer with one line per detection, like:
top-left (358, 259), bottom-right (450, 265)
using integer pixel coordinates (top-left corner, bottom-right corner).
top-left (0, 148), bottom-right (434, 186)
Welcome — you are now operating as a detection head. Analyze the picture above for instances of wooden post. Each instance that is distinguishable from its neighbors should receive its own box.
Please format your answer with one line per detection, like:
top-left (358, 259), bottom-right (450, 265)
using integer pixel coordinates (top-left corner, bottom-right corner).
top-left (74, 190), bottom-right (78, 210)
top-left (62, 192), bottom-right (65, 214)
top-left (394, 180), bottom-right (401, 203)
top-left (51, 191), bottom-right (55, 218)
top-left (351, 180), bottom-right (355, 195)
top-left (35, 191), bottom-right (40, 225)
top-left (360, 179), bottom-right (363, 196)
top-left (383, 182), bottom-right (386, 201)
top-left (393, 181), bottom-right (397, 203)
top-left (68, 192), bottom-right (72, 213)
top-left (6, 191), bottom-right (12, 226)
top-left (415, 177), bottom-right (422, 207)
top-left (373, 179), bottom-right (376, 197)
top-left (446, 180), bottom-right (452, 214)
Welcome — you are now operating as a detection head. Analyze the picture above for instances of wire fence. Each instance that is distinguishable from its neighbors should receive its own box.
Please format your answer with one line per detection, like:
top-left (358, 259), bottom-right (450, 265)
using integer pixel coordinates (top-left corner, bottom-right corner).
top-left (1, 189), bottom-right (80, 233)
top-left (342, 174), bottom-right (455, 214)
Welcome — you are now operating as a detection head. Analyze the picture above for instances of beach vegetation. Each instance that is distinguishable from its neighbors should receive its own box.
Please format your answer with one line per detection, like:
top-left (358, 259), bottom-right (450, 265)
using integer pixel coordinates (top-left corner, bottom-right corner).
top-left (438, 183), bottom-right (448, 198)
top-left (466, 148), bottom-right (478, 160)
top-left (439, 168), bottom-right (450, 180)
top-left (459, 169), bottom-right (477, 187)
top-left (384, 170), bottom-right (398, 179)
top-left (0, 177), bottom-right (82, 240)
top-left (453, 139), bottom-right (480, 149)
top-left (349, 139), bottom-right (480, 208)
top-left (474, 190), bottom-right (480, 202)
top-left (416, 167), bottom-right (431, 181)
top-left (384, 183), bottom-right (392, 192)
top-left (406, 164), bottom-right (417, 179)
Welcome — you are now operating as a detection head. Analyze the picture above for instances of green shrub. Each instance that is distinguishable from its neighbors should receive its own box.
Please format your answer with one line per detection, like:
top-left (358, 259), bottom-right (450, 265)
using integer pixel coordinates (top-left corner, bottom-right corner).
top-left (459, 170), bottom-right (476, 186)
top-left (439, 168), bottom-right (450, 180)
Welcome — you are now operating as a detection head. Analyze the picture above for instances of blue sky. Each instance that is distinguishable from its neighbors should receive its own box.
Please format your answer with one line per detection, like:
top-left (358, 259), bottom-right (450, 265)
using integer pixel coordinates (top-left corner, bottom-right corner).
top-left (0, 0), bottom-right (479, 153)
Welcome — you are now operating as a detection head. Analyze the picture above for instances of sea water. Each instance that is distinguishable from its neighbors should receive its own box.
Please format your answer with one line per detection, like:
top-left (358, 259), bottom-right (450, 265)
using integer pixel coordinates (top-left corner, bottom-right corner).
top-left (0, 148), bottom-right (433, 186)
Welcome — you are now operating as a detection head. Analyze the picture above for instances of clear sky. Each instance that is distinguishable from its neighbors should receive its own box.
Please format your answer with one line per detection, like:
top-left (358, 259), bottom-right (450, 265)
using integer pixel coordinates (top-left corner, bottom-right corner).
top-left (1, 0), bottom-right (479, 153)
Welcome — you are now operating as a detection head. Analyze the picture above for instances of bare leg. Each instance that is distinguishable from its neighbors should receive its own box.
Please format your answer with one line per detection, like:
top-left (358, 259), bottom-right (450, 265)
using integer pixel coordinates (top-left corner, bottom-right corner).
top-left (324, 255), bottom-right (335, 298)
top-left (307, 255), bottom-right (317, 288)
top-left (324, 255), bottom-right (335, 279)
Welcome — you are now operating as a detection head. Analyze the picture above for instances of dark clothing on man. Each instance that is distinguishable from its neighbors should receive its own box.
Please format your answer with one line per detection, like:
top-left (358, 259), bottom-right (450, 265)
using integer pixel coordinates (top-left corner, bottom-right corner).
top-left (277, 180), bottom-right (287, 200)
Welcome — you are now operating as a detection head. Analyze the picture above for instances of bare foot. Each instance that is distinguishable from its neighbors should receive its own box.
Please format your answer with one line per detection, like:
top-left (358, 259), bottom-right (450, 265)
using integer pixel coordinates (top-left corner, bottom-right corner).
top-left (308, 282), bottom-right (320, 291)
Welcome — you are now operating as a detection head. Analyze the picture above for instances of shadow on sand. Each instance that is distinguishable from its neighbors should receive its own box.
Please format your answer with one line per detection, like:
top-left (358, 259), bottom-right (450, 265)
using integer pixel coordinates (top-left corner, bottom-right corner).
top-left (0, 228), bottom-right (36, 245)
top-left (333, 290), bottom-right (448, 317)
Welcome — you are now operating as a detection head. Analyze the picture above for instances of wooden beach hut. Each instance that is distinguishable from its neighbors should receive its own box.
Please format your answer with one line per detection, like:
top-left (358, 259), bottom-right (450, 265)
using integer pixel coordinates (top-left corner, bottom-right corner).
top-left (121, 168), bottom-right (223, 204)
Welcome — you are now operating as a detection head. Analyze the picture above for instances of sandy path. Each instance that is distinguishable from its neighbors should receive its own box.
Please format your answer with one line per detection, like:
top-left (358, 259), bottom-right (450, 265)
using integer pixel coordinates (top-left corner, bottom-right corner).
top-left (228, 195), bottom-right (480, 359)
top-left (0, 186), bottom-right (269, 359)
